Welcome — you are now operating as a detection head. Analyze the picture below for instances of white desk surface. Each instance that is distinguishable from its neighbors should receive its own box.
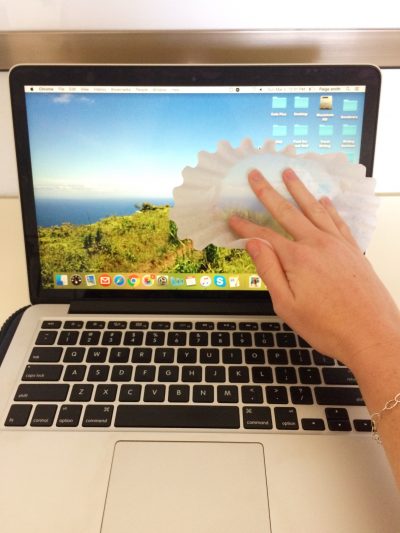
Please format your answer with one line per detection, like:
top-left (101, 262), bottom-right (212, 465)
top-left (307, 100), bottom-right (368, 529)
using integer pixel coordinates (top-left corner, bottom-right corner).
top-left (0, 195), bottom-right (399, 328)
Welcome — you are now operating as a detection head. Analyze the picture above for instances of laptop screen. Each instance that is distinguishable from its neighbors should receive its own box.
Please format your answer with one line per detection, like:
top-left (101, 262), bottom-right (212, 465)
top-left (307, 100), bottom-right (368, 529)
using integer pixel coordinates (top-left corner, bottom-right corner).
top-left (10, 65), bottom-right (381, 303)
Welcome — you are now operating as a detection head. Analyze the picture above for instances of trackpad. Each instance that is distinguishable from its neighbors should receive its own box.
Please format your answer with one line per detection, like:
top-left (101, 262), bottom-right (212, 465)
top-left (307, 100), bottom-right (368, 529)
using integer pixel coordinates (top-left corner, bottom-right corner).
top-left (101, 441), bottom-right (271, 533)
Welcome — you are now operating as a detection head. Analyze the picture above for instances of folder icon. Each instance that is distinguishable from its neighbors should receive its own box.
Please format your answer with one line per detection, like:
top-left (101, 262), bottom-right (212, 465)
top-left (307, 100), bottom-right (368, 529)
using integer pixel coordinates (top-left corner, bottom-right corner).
top-left (294, 96), bottom-right (309, 109)
top-left (342, 124), bottom-right (357, 136)
top-left (272, 96), bottom-right (287, 109)
top-left (294, 124), bottom-right (308, 136)
top-left (319, 124), bottom-right (334, 136)
top-left (272, 124), bottom-right (287, 136)
top-left (343, 99), bottom-right (358, 112)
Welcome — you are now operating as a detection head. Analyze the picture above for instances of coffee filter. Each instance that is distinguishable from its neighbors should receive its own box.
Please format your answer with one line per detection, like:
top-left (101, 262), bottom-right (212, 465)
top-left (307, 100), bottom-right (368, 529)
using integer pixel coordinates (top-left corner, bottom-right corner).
top-left (170, 139), bottom-right (379, 251)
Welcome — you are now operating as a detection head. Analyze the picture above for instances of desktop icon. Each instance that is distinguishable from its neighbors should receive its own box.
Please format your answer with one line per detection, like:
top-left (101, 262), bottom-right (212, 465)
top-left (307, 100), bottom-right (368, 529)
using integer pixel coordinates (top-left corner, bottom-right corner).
top-left (142, 274), bottom-right (155, 287)
top-left (319, 124), bottom-right (334, 136)
top-left (214, 275), bottom-right (227, 288)
top-left (342, 124), bottom-right (357, 136)
top-left (171, 276), bottom-right (184, 287)
top-left (293, 124), bottom-right (308, 136)
top-left (249, 275), bottom-right (262, 288)
top-left (272, 96), bottom-right (287, 109)
top-left (157, 275), bottom-right (169, 286)
top-left (200, 275), bottom-right (212, 287)
top-left (229, 276), bottom-right (240, 288)
top-left (113, 274), bottom-right (126, 287)
top-left (319, 95), bottom-right (333, 110)
top-left (127, 274), bottom-right (140, 287)
top-left (272, 124), bottom-right (287, 137)
top-left (55, 274), bottom-right (68, 286)
top-left (85, 274), bottom-right (96, 286)
top-left (70, 275), bottom-right (82, 286)
top-left (99, 274), bottom-right (112, 287)
top-left (294, 96), bottom-right (309, 109)
top-left (185, 276), bottom-right (197, 287)
top-left (343, 99), bottom-right (358, 112)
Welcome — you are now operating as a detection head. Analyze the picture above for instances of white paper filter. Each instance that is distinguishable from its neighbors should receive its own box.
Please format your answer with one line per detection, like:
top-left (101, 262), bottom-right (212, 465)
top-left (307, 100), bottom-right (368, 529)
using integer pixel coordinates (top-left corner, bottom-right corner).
top-left (170, 139), bottom-right (379, 251)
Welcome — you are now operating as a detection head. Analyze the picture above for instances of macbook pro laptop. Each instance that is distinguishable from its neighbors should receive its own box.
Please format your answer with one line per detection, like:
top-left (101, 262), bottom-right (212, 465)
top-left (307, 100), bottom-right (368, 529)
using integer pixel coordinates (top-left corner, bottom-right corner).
top-left (1, 64), bottom-right (399, 532)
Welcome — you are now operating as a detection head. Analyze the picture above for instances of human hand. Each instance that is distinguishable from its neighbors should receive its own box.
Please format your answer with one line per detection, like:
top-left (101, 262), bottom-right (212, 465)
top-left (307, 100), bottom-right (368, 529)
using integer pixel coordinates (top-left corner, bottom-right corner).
top-left (229, 168), bottom-right (400, 371)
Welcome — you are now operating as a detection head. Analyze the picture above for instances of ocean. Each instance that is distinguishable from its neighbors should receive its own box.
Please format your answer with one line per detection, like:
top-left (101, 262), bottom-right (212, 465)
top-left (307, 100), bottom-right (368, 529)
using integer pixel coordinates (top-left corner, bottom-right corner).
top-left (35, 197), bottom-right (173, 227)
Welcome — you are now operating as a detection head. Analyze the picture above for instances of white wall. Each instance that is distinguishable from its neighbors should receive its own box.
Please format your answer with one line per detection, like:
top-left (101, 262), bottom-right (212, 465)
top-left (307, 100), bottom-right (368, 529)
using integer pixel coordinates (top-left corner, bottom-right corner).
top-left (1, 68), bottom-right (399, 196)
top-left (0, 0), bottom-right (398, 31)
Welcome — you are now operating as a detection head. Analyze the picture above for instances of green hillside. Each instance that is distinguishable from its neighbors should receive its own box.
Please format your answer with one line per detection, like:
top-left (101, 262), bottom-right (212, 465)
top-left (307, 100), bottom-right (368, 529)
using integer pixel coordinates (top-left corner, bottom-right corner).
top-left (38, 203), bottom-right (254, 288)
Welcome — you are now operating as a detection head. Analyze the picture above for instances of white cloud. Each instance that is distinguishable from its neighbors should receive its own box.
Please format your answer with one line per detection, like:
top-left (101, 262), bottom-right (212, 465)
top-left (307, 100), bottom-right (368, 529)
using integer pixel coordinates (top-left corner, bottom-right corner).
top-left (53, 93), bottom-right (73, 104)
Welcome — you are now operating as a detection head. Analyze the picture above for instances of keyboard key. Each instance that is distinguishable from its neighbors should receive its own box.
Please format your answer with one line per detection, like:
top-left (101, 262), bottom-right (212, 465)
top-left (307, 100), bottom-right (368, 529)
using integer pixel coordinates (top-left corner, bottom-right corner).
top-left (200, 349), bottom-right (219, 364)
top-left (354, 419), bottom-right (372, 432)
top-left (22, 364), bottom-right (63, 381)
top-left (315, 387), bottom-right (364, 406)
top-left (243, 406), bottom-right (272, 429)
top-left (64, 347), bottom-right (85, 363)
top-left (217, 386), bottom-right (239, 403)
top-left (252, 367), bottom-right (273, 383)
top-left (195, 322), bottom-right (214, 330)
top-left (167, 331), bottom-right (187, 346)
top-left (266, 386), bottom-right (288, 404)
top-left (111, 365), bottom-right (132, 382)
top-left (158, 366), bottom-right (179, 382)
top-left (109, 347), bottom-right (130, 363)
top-left (228, 366), bottom-right (249, 383)
top-left (242, 386), bottom-right (263, 404)
top-left (222, 348), bottom-right (242, 364)
top-left (193, 385), bottom-right (214, 403)
top-left (322, 368), bottom-right (357, 385)
top-left (301, 418), bottom-right (325, 431)
top-left (245, 349), bottom-right (265, 365)
top-left (42, 320), bottom-right (61, 329)
top-left (325, 408), bottom-right (351, 431)
top-left (275, 366), bottom-right (297, 384)
top-left (155, 348), bottom-right (175, 363)
top-left (211, 332), bottom-right (230, 346)
top-left (108, 321), bottom-right (127, 329)
top-left (5, 404), bottom-right (32, 426)
top-left (145, 331), bottom-right (165, 346)
top-left (87, 348), bottom-right (108, 363)
top-left (217, 322), bottom-right (236, 330)
top-left (205, 366), bottom-right (226, 383)
top-left (87, 365), bottom-right (110, 382)
top-left (173, 322), bottom-right (193, 330)
top-left (134, 365), bottom-right (156, 382)
top-left (290, 386), bottom-right (313, 404)
top-left (182, 366), bottom-right (202, 382)
top-left (290, 349), bottom-right (311, 366)
top-left (239, 322), bottom-right (258, 331)
top-left (80, 331), bottom-right (101, 345)
top-left (261, 322), bottom-right (280, 331)
top-left (168, 385), bottom-right (190, 403)
top-left (189, 332), bottom-right (208, 347)
top-left (129, 321), bottom-right (149, 329)
top-left (64, 321), bottom-right (83, 329)
top-left (70, 384), bottom-right (93, 402)
top-left (58, 330), bottom-right (79, 345)
top-left (312, 351), bottom-right (335, 366)
top-left (86, 321), bottom-right (105, 329)
top-left (274, 407), bottom-right (299, 430)
top-left (276, 333), bottom-right (297, 347)
top-left (82, 405), bottom-right (114, 427)
top-left (299, 367), bottom-right (321, 384)
top-left (132, 348), bottom-right (152, 363)
top-left (35, 330), bottom-right (57, 345)
top-left (124, 331), bottom-right (144, 346)
top-left (119, 385), bottom-right (142, 402)
top-left (15, 384), bottom-right (69, 402)
top-left (29, 346), bottom-right (63, 363)
top-left (177, 348), bottom-right (196, 364)
top-left (233, 332), bottom-right (252, 347)
top-left (57, 405), bottom-right (82, 427)
top-left (63, 365), bottom-right (87, 382)
top-left (144, 385), bottom-right (166, 402)
top-left (30, 404), bottom-right (57, 427)
top-left (102, 331), bottom-right (122, 345)
top-left (254, 332), bottom-right (274, 347)
top-left (115, 405), bottom-right (240, 428)
top-left (151, 321), bottom-right (171, 330)
top-left (267, 349), bottom-right (288, 365)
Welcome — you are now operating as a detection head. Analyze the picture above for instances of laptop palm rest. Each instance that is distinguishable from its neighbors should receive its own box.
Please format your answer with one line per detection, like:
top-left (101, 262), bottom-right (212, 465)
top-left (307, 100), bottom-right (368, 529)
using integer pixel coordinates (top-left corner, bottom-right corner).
top-left (101, 441), bottom-right (271, 533)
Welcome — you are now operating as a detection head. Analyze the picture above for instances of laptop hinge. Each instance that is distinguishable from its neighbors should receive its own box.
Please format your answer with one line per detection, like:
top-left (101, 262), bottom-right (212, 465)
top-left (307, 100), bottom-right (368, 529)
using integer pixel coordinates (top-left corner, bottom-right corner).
top-left (68, 300), bottom-right (274, 316)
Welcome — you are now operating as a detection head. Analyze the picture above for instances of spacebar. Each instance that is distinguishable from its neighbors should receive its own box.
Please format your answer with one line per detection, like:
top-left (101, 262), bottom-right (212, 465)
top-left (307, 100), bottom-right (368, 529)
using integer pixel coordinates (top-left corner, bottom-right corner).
top-left (115, 405), bottom-right (240, 428)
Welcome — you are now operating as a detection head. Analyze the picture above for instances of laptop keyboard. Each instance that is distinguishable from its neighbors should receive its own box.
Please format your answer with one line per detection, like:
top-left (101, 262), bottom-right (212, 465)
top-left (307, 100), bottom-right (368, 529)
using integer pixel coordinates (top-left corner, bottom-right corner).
top-left (4, 318), bottom-right (372, 433)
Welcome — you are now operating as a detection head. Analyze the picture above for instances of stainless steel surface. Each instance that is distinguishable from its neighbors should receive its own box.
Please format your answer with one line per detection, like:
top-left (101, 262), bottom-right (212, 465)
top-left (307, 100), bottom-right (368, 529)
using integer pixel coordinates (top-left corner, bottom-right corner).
top-left (0, 29), bottom-right (400, 69)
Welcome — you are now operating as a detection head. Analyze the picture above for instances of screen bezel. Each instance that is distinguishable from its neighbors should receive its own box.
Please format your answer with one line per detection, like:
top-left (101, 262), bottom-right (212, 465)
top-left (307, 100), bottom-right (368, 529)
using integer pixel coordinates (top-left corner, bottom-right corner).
top-left (9, 64), bottom-right (381, 310)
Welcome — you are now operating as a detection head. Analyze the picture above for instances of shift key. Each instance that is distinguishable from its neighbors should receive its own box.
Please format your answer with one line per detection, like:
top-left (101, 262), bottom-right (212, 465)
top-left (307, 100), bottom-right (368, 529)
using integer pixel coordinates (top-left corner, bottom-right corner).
top-left (15, 384), bottom-right (69, 402)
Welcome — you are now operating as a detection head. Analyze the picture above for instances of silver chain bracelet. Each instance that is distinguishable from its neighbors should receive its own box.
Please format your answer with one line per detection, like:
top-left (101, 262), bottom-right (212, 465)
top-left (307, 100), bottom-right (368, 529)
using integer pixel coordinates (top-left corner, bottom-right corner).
top-left (371, 392), bottom-right (400, 443)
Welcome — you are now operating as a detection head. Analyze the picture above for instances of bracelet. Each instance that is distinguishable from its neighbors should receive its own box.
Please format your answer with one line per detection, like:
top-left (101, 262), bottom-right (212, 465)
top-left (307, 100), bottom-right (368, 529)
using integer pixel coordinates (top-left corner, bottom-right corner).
top-left (371, 392), bottom-right (400, 443)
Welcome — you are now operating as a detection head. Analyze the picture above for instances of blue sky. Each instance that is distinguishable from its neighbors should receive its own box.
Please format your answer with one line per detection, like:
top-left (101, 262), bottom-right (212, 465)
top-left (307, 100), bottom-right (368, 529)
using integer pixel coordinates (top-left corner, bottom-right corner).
top-left (26, 91), bottom-right (365, 199)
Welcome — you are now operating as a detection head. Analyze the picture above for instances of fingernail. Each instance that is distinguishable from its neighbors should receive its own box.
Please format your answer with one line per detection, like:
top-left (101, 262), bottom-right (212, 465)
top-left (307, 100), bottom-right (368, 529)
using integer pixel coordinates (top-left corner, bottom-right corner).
top-left (248, 169), bottom-right (263, 182)
top-left (246, 240), bottom-right (261, 258)
top-left (320, 196), bottom-right (332, 206)
top-left (283, 168), bottom-right (297, 180)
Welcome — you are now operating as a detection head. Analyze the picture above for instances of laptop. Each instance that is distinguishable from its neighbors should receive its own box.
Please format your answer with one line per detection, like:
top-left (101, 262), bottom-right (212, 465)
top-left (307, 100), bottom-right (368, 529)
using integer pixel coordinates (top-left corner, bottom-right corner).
top-left (1, 64), bottom-right (399, 532)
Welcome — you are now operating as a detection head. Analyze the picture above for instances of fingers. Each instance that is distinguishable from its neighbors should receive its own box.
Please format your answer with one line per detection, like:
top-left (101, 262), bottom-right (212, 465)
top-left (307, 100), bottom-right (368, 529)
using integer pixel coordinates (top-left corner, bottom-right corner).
top-left (229, 213), bottom-right (289, 254)
top-left (248, 169), bottom-right (316, 241)
top-left (319, 196), bottom-right (360, 248)
top-left (246, 239), bottom-right (294, 306)
top-left (281, 168), bottom-right (342, 236)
